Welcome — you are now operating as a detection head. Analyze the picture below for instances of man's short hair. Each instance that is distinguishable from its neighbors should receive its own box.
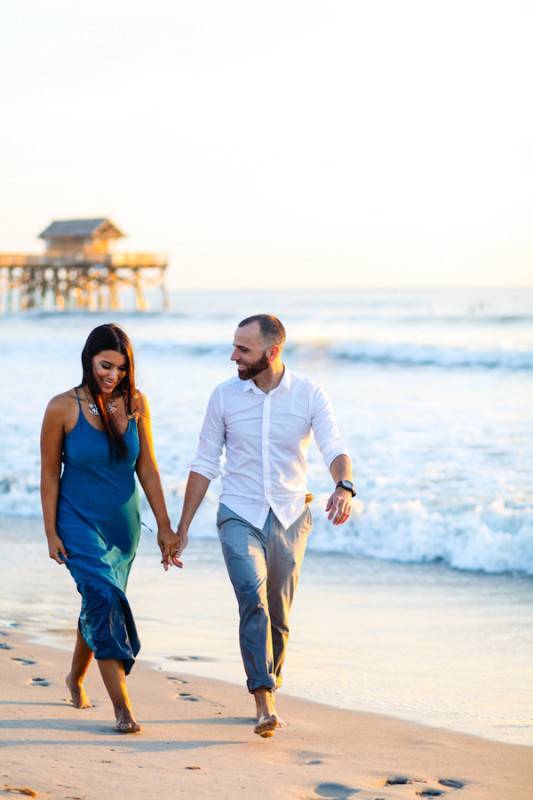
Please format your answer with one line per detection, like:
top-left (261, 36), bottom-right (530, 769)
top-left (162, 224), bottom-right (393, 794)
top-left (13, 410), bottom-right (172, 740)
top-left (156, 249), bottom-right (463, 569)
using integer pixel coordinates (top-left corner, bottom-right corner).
top-left (238, 314), bottom-right (286, 348)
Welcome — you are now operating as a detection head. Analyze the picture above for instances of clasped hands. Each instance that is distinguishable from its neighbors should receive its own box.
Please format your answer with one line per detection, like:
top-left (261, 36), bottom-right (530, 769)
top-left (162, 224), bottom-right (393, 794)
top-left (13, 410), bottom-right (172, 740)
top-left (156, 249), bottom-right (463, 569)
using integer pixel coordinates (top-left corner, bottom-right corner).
top-left (157, 525), bottom-right (188, 572)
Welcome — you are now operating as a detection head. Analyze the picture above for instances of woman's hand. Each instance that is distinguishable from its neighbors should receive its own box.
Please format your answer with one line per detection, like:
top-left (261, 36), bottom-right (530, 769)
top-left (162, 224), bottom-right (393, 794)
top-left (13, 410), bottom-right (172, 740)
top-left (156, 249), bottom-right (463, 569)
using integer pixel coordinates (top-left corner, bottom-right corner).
top-left (47, 533), bottom-right (68, 565)
top-left (157, 526), bottom-right (184, 572)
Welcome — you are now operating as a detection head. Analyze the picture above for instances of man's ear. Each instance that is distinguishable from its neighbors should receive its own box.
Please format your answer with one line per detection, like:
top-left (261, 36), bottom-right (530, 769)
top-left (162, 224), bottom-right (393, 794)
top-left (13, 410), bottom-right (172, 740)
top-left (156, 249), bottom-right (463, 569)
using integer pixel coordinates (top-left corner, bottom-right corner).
top-left (267, 345), bottom-right (280, 363)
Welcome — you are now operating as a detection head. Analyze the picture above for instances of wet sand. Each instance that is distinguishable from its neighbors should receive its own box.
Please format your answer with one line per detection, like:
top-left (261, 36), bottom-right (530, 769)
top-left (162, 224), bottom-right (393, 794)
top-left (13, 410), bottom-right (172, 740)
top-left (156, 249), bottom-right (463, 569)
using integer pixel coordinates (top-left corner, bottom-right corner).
top-left (1, 629), bottom-right (532, 800)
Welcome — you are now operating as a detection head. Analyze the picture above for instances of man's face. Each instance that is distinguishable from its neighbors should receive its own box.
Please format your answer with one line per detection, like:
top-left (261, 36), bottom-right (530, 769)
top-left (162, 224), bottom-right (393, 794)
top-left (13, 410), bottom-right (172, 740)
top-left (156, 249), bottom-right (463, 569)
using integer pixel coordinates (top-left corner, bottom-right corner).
top-left (231, 322), bottom-right (270, 381)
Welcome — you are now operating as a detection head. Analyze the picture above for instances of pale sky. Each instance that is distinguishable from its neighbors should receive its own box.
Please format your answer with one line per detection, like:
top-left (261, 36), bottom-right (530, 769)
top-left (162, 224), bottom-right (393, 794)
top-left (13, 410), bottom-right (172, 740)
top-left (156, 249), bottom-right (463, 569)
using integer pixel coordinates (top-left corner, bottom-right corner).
top-left (1, 0), bottom-right (532, 289)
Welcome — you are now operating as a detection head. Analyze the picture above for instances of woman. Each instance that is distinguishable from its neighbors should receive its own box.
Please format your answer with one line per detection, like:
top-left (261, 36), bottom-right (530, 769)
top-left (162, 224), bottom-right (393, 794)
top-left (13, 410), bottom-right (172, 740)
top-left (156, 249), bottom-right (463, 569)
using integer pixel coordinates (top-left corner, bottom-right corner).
top-left (40, 323), bottom-right (178, 733)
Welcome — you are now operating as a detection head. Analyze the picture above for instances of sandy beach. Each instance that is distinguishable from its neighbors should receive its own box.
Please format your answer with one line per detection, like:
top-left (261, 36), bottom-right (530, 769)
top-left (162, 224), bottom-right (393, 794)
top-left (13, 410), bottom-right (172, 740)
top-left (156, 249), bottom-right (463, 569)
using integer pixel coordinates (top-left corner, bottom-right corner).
top-left (1, 628), bottom-right (532, 800)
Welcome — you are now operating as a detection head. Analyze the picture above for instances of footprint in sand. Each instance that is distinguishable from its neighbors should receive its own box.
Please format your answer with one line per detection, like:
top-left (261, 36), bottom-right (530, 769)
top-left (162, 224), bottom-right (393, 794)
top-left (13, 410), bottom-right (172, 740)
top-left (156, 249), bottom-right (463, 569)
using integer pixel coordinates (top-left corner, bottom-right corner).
top-left (167, 655), bottom-right (216, 662)
top-left (30, 677), bottom-right (51, 687)
top-left (177, 692), bottom-right (200, 702)
top-left (11, 657), bottom-right (37, 666)
top-left (166, 676), bottom-right (189, 685)
top-left (313, 782), bottom-right (359, 799)
top-left (0, 642), bottom-right (12, 650)
top-left (385, 776), bottom-right (414, 785)
top-left (298, 750), bottom-right (326, 766)
top-left (417, 792), bottom-right (444, 798)
top-left (438, 780), bottom-right (464, 790)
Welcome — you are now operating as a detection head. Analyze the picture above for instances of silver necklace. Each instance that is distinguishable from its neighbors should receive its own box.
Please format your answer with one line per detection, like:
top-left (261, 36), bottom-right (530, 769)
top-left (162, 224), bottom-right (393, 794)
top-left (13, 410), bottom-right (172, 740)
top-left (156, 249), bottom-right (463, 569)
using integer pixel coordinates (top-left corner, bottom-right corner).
top-left (84, 390), bottom-right (118, 416)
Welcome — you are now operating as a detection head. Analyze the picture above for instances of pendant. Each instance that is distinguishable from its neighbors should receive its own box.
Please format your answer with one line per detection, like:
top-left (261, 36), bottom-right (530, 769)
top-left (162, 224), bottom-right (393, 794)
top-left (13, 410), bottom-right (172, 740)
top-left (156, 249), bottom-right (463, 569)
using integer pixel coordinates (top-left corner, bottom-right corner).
top-left (88, 398), bottom-right (117, 416)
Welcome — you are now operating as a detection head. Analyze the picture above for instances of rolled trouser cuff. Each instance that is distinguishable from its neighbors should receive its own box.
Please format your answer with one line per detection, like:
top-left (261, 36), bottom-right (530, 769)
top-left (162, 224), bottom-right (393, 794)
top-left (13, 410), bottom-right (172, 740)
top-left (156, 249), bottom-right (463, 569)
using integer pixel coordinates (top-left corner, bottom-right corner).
top-left (247, 674), bottom-right (277, 693)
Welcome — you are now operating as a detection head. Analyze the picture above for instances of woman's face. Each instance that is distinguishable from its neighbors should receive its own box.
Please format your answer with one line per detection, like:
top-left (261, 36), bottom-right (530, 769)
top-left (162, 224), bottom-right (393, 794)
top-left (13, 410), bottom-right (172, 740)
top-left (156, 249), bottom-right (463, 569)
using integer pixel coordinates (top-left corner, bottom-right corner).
top-left (91, 350), bottom-right (127, 395)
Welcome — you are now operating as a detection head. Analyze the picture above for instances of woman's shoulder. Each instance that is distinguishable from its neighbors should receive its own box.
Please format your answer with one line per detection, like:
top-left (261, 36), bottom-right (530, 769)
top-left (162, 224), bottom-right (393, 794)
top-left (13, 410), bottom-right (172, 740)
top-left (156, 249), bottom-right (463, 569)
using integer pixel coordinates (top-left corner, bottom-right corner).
top-left (44, 389), bottom-right (80, 424)
top-left (47, 388), bottom-right (80, 410)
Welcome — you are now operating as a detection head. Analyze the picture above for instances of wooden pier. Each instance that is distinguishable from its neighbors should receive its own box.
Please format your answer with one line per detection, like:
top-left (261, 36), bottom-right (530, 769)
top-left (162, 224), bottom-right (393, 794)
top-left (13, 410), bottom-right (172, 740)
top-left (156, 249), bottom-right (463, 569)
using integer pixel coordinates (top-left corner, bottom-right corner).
top-left (0, 218), bottom-right (169, 313)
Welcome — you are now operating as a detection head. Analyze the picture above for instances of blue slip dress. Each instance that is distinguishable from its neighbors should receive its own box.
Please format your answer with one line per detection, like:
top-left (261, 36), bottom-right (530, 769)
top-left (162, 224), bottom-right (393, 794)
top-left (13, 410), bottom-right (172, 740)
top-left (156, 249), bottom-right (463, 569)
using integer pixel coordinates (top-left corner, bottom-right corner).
top-left (56, 390), bottom-right (141, 674)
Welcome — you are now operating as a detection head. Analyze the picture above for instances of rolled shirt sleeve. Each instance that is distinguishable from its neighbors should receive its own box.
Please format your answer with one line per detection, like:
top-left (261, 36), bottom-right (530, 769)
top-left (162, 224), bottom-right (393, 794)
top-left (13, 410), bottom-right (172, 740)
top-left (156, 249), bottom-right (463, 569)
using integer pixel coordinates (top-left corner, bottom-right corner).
top-left (190, 386), bottom-right (225, 480)
top-left (310, 384), bottom-right (349, 468)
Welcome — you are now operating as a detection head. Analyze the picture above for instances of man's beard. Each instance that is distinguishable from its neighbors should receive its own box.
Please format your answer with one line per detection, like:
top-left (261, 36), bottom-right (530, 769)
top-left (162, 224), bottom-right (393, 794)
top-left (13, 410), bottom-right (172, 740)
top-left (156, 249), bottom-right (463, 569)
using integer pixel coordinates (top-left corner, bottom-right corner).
top-left (237, 352), bottom-right (270, 381)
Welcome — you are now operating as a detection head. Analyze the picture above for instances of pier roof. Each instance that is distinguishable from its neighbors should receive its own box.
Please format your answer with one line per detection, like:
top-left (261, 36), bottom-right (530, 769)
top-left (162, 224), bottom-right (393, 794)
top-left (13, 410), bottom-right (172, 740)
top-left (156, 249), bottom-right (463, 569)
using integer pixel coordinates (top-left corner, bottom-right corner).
top-left (39, 218), bottom-right (124, 240)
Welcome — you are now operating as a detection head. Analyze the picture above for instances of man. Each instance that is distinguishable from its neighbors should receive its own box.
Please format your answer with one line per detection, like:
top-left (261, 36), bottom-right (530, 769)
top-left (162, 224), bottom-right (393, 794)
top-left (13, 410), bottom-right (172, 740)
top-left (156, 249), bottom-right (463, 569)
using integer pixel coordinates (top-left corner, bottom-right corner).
top-left (168, 314), bottom-right (354, 738)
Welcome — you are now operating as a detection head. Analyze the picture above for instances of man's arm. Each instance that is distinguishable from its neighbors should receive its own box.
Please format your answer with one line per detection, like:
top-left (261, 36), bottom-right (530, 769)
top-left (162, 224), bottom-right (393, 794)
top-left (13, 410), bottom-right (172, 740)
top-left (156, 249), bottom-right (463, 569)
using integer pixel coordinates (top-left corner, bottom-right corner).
top-left (325, 453), bottom-right (354, 525)
top-left (310, 385), bottom-right (354, 526)
top-left (329, 453), bottom-right (352, 484)
top-left (174, 471), bottom-right (211, 557)
top-left (173, 386), bottom-right (225, 558)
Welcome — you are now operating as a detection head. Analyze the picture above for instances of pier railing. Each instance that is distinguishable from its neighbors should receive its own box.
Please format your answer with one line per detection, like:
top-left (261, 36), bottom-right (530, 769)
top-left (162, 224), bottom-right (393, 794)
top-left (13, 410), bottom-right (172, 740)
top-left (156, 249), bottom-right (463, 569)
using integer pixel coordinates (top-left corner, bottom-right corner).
top-left (0, 251), bottom-right (169, 312)
top-left (0, 252), bottom-right (168, 269)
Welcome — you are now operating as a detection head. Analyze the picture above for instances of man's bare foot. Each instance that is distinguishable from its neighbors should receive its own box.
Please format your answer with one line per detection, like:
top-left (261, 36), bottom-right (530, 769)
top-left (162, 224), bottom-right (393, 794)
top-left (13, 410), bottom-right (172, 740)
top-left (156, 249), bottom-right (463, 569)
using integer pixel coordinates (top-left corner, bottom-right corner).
top-left (115, 710), bottom-right (142, 734)
top-left (253, 712), bottom-right (287, 737)
top-left (65, 674), bottom-right (92, 709)
top-left (254, 713), bottom-right (277, 738)
top-left (252, 688), bottom-right (287, 736)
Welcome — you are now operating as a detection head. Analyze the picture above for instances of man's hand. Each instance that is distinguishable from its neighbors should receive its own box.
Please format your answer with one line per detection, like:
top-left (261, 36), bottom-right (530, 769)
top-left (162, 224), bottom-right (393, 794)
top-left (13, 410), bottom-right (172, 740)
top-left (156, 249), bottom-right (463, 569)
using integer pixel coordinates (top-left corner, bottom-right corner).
top-left (157, 526), bottom-right (183, 572)
top-left (325, 488), bottom-right (352, 526)
top-left (175, 525), bottom-right (189, 560)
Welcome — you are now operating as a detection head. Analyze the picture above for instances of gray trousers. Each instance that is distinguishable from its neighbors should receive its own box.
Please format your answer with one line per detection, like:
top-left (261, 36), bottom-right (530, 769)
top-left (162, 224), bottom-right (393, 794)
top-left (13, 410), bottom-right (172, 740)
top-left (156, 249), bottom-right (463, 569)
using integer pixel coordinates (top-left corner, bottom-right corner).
top-left (216, 502), bottom-right (312, 693)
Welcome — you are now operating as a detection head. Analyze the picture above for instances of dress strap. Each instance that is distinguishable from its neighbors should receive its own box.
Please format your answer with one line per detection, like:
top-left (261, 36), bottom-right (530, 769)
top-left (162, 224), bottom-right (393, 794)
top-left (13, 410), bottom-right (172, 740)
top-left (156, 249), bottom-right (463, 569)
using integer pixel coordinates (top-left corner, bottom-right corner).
top-left (74, 387), bottom-right (82, 409)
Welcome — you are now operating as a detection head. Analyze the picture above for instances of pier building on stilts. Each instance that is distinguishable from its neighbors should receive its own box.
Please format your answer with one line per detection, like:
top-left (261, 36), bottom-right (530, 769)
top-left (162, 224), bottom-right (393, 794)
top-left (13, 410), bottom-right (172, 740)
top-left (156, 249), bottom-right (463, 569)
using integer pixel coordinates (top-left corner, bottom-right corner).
top-left (0, 218), bottom-right (169, 312)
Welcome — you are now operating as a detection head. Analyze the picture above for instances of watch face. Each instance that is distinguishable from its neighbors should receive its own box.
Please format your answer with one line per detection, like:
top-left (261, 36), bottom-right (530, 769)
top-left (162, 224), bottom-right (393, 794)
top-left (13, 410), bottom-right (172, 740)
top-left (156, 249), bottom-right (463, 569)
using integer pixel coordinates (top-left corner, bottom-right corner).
top-left (338, 480), bottom-right (355, 496)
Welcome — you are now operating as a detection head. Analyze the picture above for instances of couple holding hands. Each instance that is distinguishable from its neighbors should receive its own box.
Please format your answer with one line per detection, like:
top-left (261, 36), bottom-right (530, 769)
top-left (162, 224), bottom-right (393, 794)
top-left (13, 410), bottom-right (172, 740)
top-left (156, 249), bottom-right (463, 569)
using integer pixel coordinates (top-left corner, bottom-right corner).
top-left (40, 315), bottom-right (354, 738)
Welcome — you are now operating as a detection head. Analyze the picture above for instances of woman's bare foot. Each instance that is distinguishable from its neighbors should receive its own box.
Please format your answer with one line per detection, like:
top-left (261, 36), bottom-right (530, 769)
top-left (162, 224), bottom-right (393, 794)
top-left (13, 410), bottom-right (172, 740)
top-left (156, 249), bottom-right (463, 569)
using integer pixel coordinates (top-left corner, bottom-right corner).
top-left (114, 710), bottom-right (142, 734)
top-left (65, 673), bottom-right (92, 709)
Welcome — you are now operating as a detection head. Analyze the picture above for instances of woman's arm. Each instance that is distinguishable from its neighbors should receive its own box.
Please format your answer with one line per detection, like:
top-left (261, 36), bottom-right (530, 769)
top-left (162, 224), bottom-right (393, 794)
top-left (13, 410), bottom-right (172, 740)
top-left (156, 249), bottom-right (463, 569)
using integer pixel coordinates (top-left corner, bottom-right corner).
top-left (40, 396), bottom-right (69, 565)
top-left (134, 393), bottom-right (180, 569)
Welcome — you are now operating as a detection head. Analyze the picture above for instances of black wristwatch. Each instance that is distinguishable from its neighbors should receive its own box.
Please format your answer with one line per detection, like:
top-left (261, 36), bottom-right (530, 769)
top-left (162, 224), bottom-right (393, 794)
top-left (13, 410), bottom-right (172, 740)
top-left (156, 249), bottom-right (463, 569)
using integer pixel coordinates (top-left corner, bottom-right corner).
top-left (336, 480), bottom-right (356, 497)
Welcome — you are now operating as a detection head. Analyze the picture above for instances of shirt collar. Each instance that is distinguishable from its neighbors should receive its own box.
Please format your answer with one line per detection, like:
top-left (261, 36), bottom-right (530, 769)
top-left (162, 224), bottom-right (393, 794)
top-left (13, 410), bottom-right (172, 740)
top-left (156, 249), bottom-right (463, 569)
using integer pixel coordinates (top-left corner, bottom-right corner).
top-left (278, 365), bottom-right (292, 391)
top-left (242, 365), bottom-right (292, 394)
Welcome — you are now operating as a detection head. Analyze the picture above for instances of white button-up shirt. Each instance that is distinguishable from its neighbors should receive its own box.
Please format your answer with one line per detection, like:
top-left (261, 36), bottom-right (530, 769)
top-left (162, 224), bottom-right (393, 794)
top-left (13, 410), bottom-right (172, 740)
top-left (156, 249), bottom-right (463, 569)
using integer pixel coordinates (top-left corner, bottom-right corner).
top-left (190, 367), bottom-right (349, 529)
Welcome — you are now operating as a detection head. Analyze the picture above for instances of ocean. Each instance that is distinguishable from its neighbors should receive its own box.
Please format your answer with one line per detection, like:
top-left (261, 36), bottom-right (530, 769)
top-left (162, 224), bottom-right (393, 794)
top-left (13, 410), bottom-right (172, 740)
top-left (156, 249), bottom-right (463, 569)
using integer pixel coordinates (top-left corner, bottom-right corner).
top-left (2, 286), bottom-right (532, 574)
top-left (0, 287), bottom-right (532, 744)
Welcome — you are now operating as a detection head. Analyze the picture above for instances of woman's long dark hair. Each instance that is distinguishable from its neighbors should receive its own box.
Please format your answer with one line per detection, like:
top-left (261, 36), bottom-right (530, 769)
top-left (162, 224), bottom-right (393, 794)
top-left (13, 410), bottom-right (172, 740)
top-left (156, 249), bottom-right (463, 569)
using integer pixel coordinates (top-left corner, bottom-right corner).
top-left (79, 324), bottom-right (136, 461)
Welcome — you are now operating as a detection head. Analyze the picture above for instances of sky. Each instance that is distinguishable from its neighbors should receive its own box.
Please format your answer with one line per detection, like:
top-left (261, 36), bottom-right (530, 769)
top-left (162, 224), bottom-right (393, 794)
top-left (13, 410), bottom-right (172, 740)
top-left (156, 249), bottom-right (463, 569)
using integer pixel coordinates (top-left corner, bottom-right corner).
top-left (1, 0), bottom-right (532, 289)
